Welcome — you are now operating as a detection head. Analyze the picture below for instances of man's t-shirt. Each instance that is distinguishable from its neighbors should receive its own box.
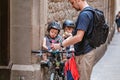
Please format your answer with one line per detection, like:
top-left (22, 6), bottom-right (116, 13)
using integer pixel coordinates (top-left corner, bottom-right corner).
top-left (72, 7), bottom-right (94, 56)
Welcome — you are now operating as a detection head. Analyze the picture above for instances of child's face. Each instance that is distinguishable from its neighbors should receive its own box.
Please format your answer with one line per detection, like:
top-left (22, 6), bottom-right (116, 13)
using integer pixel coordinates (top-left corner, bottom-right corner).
top-left (49, 28), bottom-right (59, 38)
top-left (64, 27), bottom-right (74, 33)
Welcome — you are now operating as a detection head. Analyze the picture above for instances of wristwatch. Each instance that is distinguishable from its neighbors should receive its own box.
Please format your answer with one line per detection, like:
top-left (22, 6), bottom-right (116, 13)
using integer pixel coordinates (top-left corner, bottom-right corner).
top-left (60, 42), bottom-right (64, 48)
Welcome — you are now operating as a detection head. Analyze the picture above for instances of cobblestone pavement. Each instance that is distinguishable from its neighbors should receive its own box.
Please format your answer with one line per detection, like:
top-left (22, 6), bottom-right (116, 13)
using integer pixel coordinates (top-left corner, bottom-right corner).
top-left (91, 32), bottom-right (120, 80)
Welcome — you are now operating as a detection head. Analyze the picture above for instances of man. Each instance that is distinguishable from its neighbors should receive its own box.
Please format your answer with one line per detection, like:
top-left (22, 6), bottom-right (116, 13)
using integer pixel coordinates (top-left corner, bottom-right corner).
top-left (115, 11), bottom-right (120, 32)
top-left (52, 0), bottom-right (95, 80)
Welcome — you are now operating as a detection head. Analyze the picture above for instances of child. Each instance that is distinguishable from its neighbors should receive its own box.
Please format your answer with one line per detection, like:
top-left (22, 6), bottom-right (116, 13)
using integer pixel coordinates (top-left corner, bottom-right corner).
top-left (41, 21), bottom-right (62, 65)
top-left (62, 19), bottom-right (75, 59)
top-left (57, 20), bottom-right (75, 77)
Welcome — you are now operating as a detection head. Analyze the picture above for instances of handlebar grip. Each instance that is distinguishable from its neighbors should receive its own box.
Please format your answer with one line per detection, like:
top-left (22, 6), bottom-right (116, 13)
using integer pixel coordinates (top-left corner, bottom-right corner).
top-left (32, 50), bottom-right (40, 53)
top-left (32, 50), bottom-right (49, 53)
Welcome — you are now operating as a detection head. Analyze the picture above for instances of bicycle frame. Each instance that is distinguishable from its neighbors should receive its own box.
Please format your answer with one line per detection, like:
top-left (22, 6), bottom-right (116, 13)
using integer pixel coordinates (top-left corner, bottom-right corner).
top-left (32, 50), bottom-right (72, 80)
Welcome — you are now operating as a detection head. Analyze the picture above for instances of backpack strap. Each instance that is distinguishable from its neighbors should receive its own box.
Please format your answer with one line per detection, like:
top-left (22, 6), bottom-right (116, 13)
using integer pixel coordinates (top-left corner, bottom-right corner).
top-left (81, 7), bottom-right (96, 47)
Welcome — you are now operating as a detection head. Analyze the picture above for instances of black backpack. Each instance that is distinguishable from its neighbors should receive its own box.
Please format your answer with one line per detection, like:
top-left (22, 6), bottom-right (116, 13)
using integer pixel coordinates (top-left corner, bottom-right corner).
top-left (84, 7), bottom-right (109, 48)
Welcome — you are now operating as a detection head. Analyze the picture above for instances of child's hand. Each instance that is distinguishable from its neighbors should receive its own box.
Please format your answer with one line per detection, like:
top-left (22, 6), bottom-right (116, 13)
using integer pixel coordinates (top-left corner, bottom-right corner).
top-left (51, 44), bottom-right (54, 49)
top-left (63, 32), bottom-right (72, 38)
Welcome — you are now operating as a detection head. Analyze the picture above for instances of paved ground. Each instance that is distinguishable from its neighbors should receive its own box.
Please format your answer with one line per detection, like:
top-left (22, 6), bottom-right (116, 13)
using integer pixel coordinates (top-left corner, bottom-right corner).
top-left (91, 32), bottom-right (120, 80)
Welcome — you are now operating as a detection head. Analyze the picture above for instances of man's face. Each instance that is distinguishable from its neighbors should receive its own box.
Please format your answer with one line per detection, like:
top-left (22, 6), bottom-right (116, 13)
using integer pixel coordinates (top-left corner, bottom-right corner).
top-left (69, 0), bottom-right (80, 11)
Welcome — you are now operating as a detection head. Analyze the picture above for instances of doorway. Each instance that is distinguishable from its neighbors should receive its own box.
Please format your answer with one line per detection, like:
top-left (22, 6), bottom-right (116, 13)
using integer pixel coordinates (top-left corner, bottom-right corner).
top-left (0, 0), bottom-right (10, 80)
top-left (0, 0), bottom-right (10, 66)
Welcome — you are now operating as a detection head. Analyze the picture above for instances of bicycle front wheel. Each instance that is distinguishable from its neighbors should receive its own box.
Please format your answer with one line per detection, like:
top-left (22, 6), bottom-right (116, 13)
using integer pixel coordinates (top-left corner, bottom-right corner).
top-left (50, 72), bottom-right (60, 80)
top-left (50, 73), bottom-right (54, 80)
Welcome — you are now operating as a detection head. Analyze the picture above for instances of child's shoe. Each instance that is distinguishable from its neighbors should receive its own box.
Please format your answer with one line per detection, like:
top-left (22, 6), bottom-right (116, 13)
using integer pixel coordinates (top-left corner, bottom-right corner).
top-left (40, 59), bottom-right (49, 67)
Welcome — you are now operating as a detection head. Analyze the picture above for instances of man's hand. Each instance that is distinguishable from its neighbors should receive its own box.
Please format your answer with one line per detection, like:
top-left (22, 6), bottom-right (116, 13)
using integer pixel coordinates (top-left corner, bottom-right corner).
top-left (51, 43), bottom-right (61, 50)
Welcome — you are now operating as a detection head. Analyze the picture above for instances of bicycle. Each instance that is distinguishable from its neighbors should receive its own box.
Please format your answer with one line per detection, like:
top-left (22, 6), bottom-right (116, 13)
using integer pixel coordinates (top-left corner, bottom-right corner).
top-left (32, 50), bottom-right (70, 80)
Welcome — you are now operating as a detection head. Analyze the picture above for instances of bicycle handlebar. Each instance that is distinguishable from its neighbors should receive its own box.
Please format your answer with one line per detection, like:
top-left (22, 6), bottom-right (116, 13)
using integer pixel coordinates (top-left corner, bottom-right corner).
top-left (31, 50), bottom-right (74, 54)
top-left (32, 50), bottom-right (48, 53)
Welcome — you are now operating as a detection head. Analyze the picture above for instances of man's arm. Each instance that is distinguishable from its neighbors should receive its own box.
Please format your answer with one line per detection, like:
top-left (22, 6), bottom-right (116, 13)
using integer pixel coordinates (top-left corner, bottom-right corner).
top-left (53, 30), bottom-right (85, 49)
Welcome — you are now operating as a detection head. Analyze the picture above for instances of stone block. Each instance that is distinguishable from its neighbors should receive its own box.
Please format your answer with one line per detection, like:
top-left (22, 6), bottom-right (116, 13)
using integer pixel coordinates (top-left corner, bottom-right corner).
top-left (11, 27), bottom-right (32, 64)
top-left (11, 64), bottom-right (40, 80)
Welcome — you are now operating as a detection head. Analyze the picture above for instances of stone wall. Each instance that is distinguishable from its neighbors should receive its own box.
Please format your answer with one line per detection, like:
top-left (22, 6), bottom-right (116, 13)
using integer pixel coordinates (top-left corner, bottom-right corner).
top-left (47, 0), bottom-right (111, 23)
top-left (47, 0), bottom-right (78, 22)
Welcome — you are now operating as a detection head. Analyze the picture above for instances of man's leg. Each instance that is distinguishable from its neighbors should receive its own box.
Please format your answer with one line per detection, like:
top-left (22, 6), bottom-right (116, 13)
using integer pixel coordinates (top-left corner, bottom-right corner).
top-left (75, 50), bottom-right (95, 80)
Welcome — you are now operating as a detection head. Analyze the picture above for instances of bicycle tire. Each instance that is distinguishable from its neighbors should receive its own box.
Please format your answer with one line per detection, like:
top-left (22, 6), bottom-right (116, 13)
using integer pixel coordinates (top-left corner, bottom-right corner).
top-left (50, 72), bottom-right (60, 80)
top-left (50, 73), bottom-right (55, 80)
